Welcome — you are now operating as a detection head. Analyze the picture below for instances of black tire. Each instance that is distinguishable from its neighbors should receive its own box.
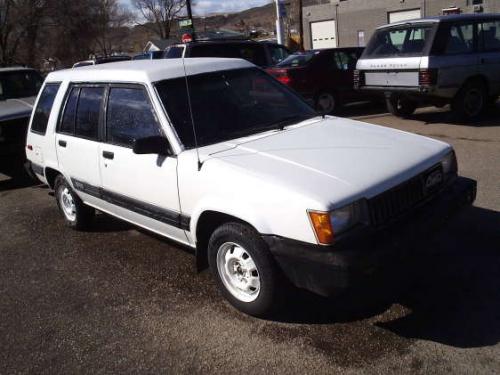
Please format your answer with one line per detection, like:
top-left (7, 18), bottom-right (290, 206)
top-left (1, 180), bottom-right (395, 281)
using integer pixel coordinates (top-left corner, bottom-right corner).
top-left (451, 80), bottom-right (487, 121)
top-left (54, 175), bottom-right (94, 230)
top-left (385, 94), bottom-right (417, 117)
top-left (315, 91), bottom-right (338, 115)
top-left (207, 222), bottom-right (284, 317)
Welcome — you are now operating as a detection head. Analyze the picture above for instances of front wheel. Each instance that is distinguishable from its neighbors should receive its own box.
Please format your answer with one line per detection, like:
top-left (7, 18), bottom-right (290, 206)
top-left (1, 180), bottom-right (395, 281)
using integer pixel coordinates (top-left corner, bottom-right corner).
top-left (208, 222), bottom-right (283, 317)
top-left (386, 94), bottom-right (417, 117)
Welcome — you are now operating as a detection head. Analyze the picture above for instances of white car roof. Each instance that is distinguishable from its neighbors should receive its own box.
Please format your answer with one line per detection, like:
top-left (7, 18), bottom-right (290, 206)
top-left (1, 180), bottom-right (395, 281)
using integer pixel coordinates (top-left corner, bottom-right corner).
top-left (47, 58), bottom-right (254, 84)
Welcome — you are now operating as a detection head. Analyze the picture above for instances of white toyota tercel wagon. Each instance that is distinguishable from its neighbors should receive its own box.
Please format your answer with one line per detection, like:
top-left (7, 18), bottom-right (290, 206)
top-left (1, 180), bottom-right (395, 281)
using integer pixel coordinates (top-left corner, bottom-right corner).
top-left (25, 59), bottom-right (476, 316)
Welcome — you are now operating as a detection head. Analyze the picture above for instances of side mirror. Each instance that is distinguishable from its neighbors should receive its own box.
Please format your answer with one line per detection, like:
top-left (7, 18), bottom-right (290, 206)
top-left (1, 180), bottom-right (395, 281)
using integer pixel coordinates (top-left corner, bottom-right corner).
top-left (133, 136), bottom-right (172, 156)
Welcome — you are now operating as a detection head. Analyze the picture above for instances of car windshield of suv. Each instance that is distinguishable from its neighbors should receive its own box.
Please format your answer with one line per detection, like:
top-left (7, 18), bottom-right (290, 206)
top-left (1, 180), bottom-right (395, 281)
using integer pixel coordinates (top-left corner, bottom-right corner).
top-left (0, 70), bottom-right (43, 100)
top-left (155, 67), bottom-right (316, 148)
top-left (364, 24), bottom-right (434, 58)
top-left (277, 51), bottom-right (317, 67)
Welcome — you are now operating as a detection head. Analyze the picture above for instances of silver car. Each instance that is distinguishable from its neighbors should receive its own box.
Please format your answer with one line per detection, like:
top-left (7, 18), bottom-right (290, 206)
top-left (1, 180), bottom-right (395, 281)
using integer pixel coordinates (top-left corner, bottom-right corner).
top-left (355, 13), bottom-right (500, 120)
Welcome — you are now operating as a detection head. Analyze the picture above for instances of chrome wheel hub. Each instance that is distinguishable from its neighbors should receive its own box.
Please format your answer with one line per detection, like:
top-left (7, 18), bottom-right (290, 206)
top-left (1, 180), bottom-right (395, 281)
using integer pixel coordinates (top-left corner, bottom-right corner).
top-left (318, 93), bottom-right (335, 114)
top-left (59, 187), bottom-right (76, 221)
top-left (216, 242), bottom-right (260, 303)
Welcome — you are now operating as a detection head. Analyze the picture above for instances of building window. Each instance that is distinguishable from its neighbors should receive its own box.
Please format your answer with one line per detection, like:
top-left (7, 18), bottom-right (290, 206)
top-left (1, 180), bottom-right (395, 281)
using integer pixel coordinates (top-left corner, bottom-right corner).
top-left (357, 30), bottom-right (366, 47)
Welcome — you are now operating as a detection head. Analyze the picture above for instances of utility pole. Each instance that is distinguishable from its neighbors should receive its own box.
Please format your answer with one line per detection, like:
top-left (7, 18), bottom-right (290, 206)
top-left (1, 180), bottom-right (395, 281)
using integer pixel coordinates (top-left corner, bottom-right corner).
top-left (275, 0), bottom-right (285, 45)
top-left (298, 0), bottom-right (304, 50)
top-left (186, 0), bottom-right (196, 40)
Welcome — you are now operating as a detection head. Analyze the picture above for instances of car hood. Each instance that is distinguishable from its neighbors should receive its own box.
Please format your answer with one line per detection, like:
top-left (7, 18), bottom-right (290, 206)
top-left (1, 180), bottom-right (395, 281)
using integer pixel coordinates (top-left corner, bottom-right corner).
top-left (0, 96), bottom-right (35, 122)
top-left (202, 117), bottom-right (451, 208)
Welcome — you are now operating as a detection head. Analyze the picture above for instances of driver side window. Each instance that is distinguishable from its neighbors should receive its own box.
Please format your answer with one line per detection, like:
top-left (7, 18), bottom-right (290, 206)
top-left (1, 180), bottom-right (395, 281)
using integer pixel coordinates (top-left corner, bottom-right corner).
top-left (106, 86), bottom-right (162, 148)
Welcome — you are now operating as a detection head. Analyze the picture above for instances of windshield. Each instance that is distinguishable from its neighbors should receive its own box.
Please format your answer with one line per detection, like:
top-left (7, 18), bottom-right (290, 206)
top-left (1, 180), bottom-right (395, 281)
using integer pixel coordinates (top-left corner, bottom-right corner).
top-left (0, 70), bottom-right (43, 99)
top-left (277, 51), bottom-right (317, 67)
top-left (363, 24), bottom-right (435, 58)
top-left (155, 67), bottom-right (316, 148)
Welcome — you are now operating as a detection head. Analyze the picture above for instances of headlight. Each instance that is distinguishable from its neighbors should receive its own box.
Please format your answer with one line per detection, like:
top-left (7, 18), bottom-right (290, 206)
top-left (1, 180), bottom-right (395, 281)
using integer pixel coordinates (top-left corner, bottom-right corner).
top-left (308, 201), bottom-right (364, 245)
top-left (441, 150), bottom-right (457, 176)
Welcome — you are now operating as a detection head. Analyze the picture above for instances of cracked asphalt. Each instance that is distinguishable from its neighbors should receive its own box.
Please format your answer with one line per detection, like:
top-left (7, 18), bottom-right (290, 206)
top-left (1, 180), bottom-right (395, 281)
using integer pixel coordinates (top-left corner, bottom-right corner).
top-left (1, 104), bottom-right (499, 374)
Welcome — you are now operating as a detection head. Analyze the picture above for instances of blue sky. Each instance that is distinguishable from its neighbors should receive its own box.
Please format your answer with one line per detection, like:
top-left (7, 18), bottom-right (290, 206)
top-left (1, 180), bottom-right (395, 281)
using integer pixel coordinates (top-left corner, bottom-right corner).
top-left (120, 0), bottom-right (272, 16)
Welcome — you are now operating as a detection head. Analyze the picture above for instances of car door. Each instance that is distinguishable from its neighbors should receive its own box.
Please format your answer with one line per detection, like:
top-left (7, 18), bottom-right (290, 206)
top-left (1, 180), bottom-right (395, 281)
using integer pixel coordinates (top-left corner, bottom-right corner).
top-left (478, 18), bottom-right (500, 97)
top-left (433, 21), bottom-right (479, 94)
top-left (55, 84), bottom-right (104, 208)
top-left (98, 84), bottom-right (188, 244)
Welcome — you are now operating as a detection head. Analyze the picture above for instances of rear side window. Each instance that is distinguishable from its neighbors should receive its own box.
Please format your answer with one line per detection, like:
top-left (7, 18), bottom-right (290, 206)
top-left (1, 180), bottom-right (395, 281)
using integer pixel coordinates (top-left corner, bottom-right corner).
top-left (480, 20), bottom-right (500, 51)
top-left (106, 87), bottom-right (162, 147)
top-left (31, 83), bottom-right (60, 134)
top-left (75, 87), bottom-right (104, 139)
top-left (60, 87), bottom-right (79, 134)
top-left (58, 85), bottom-right (104, 140)
top-left (334, 51), bottom-right (359, 70)
top-left (444, 23), bottom-right (475, 54)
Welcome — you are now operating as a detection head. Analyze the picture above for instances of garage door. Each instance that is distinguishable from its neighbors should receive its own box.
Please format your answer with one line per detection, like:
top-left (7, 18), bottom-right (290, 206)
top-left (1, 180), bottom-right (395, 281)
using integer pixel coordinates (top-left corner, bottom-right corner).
top-left (311, 20), bottom-right (337, 49)
top-left (388, 9), bottom-right (421, 24)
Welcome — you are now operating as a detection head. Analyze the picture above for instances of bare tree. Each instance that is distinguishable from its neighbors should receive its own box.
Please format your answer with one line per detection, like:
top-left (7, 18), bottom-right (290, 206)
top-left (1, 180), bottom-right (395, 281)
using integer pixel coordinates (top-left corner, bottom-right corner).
top-left (94, 0), bottom-right (133, 56)
top-left (0, 0), bottom-right (48, 65)
top-left (133, 0), bottom-right (186, 39)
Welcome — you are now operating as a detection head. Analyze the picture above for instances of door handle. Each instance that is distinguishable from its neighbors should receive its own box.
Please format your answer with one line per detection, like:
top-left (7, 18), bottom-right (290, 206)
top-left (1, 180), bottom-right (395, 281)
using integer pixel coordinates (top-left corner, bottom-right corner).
top-left (58, 140), bottom-right (67, 147)
top-left (102, 151), bottom-right (114, 160)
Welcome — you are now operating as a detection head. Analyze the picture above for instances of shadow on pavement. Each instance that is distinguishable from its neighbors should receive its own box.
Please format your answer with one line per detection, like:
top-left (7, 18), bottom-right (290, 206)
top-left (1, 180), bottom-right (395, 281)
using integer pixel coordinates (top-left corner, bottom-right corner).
top-left (275, 205), bottom-right (500, 349)
top-left (0, 153), bottom-right (37, 192)
top-left (409, 102), bottom-right (500, 127)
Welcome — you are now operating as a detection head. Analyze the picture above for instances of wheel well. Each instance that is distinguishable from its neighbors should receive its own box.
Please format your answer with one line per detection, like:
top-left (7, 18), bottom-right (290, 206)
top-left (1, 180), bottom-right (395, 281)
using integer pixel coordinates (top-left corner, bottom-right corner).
top-left (462, 75), bottom-right (490, 94)
top-left (195, 211), bottom-right (253, 271)
top-left (44, 167), bottom-right (61, 189)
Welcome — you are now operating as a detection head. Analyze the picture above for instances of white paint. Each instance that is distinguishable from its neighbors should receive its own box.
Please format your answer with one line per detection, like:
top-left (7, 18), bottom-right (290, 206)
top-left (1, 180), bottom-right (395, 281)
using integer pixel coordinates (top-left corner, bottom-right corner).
top-left (26, 59), bottom-right (452, 249)
top-left (388, 8), bottom-right (422, 24)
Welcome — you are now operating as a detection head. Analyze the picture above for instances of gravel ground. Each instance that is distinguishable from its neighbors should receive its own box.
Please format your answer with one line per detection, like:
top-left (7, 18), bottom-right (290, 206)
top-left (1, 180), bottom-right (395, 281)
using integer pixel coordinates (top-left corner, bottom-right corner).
top-left (1, 104), bottom-right (499, 374)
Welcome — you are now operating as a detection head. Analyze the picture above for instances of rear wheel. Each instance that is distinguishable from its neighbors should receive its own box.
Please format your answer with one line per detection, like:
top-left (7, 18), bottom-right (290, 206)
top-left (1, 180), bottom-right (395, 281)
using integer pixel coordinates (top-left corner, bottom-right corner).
top-left (54, 175), bottom-right (94, 230)
top-left (315, 91), bottom-right (338, 115)
top-left (386, 94), bottom-right (417, 117)
top-left (208, 222), bottom-right (283, 317)
top-left (451, 80), bottom-right (487, 121)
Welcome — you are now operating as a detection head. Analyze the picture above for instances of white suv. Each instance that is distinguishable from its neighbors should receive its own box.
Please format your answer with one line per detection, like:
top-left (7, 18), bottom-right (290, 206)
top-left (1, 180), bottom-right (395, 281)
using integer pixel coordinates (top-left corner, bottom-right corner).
top-left (26, 59), bottom-right (476, 316)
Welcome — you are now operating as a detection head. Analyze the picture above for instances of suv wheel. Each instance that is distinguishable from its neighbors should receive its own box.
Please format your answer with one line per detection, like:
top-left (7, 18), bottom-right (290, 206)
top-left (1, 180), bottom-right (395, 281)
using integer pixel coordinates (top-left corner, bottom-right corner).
top-left (208, 222), bottom-right (283, 317)
top-left (386, 94), bottom-right (417, 117)
top-left (452, 81), bottom-right (487, 121)
top-left (315, 91), bottom-right (337, 115)
top-left (54, 175), bottom-right (94, 229)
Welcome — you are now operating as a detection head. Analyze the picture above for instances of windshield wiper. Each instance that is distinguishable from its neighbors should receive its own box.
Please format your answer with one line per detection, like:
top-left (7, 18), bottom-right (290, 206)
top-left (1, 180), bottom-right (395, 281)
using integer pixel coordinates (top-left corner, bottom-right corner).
top-left (271, 114), bottom-right (317, 130)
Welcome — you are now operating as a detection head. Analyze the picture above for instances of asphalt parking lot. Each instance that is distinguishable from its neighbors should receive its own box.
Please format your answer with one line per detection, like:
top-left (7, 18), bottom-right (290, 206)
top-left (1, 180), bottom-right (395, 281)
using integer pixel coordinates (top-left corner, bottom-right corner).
top-left (1, 104), bottom-right (499, 374)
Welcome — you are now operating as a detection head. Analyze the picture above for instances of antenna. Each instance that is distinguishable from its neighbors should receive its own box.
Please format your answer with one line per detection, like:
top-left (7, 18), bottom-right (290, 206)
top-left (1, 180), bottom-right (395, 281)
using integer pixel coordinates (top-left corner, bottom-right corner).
top-left (181, 55), bottom-right (203, 171)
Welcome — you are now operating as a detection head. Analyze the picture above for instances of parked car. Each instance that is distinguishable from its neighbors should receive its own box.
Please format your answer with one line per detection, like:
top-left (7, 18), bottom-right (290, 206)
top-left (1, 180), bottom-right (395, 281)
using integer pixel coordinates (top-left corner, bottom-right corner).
top-left (132, 51), bottom-right (164, 60)
top-left (25, 59), bottom-right (476, 317)
top-left (0, 67), bottom-right (43, 156)
top-left (355, 13), bottom-right (500, 120)
top-left (72, 55), bottom-right (131, 68)
top-left (164, 40), bottom-right (290, 67)
top-left (266, 47), bottom-right (377, 114)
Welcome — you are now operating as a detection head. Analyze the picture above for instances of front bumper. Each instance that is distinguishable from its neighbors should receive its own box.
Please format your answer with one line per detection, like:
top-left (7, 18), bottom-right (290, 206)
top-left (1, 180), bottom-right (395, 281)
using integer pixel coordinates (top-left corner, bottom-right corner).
top-left (263, 176), bottom-right (477, 297)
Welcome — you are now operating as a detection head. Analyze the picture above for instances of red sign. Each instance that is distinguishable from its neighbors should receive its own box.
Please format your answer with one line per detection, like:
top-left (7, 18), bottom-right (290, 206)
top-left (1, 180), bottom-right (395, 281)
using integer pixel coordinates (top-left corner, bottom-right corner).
top-left (181, 33), bottom-right (193, 43)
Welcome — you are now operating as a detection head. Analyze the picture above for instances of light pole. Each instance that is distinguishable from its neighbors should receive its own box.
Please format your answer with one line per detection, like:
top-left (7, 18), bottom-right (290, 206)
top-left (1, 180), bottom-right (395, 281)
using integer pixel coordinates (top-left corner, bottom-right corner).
top-left (186, 0), bottom-right (196, 40)
top-left (275, 0), bottom-right (285, 44)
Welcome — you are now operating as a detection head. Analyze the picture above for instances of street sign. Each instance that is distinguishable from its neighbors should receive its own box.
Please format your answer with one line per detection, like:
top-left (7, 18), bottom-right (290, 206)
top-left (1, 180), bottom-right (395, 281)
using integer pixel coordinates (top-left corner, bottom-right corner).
top-left (179, 18), bottom-right (193, 28)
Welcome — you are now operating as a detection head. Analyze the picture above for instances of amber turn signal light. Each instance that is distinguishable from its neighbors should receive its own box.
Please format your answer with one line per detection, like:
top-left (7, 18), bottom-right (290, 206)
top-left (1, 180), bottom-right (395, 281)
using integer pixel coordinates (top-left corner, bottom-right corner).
top-left (308, 211), bottom-right (334, 245)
